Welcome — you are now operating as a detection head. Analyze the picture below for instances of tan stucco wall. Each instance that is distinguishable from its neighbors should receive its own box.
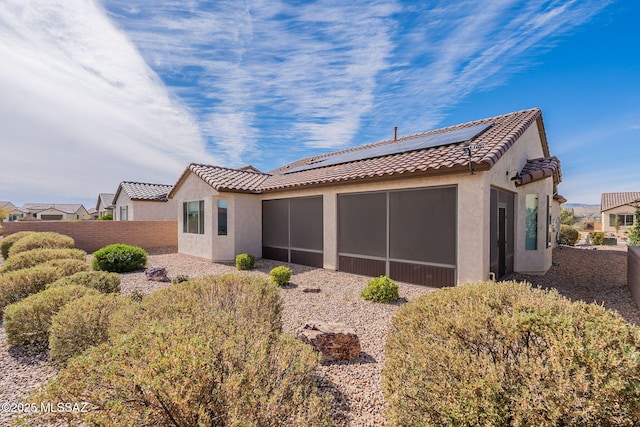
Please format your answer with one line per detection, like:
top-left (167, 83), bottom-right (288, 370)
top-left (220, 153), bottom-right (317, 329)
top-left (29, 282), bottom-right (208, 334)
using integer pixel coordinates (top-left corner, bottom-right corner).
top-left (129, 200), bottom-right (177, 221)
top-left (483, 122), bottom-right (554, 275)
top-left (602, 205), bottom-right (637, 232)
top-left (232, 194), bottom-right (262, 259)
top-left (113, 192), bottom-right (131, 221)
top-left (173, 173), bottom-right (216, 259)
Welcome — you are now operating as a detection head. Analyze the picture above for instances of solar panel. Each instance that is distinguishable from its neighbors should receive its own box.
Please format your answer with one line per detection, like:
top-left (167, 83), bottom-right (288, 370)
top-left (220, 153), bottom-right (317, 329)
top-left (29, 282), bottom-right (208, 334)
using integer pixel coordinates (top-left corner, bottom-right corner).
top-left (284, 122), bottom-right (492, 174)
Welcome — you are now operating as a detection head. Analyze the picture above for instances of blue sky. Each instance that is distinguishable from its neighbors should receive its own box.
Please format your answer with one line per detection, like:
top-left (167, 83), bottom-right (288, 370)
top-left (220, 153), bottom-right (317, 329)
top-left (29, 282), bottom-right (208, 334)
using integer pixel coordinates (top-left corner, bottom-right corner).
top-left (0, 0), bottom-right (637, 207)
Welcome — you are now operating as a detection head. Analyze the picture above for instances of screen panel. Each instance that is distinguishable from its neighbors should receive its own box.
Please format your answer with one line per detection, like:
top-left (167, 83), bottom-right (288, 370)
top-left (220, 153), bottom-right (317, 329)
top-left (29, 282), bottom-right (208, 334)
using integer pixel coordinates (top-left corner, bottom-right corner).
top-left (389, 187), bottom-right (456, 265)
top-left (290, 197), bottom-right (323, 250)
top-left (262, 199), bottom-right (289, 247)
top-left (338, 192), bottom-right (387, 257)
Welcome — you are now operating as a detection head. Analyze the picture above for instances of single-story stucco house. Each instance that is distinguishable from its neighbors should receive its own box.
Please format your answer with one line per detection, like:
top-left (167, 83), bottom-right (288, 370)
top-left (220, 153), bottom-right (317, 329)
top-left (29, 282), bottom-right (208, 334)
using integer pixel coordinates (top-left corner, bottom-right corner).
top-left (601, 192), bottom-right (639, 232)
top-left (0, 201), bottom-right (26, 222)
top-left (113, 181), bottom-right (176, 221)
top-left (168, 108), bottom-right (564, 287)
top-left (95, 193), bottom-right (115, 218)
top-left (20, 203), bottom-right (90, 221)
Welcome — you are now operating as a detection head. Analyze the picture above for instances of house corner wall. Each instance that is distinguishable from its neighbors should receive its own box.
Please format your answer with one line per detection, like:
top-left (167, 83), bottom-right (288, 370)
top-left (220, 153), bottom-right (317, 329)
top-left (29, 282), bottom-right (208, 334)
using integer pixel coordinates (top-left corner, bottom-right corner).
top-left (173, 173), bottom-right (215, 259)
top-left (231, 194), bottom-right (262, 260)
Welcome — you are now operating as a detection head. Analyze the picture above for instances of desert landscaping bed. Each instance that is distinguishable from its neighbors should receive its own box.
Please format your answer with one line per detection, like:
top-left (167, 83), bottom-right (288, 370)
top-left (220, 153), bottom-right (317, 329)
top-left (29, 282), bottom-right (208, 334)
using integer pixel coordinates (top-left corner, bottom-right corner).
top-left (1, 245), bottom-right (638, 426)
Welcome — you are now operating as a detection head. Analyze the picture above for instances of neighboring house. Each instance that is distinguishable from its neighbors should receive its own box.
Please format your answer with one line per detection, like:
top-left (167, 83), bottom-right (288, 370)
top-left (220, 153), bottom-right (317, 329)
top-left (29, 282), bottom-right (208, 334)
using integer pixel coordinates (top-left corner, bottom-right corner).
top-left (20, 203), bottom-right (90, 220)
top-left (112, 181), bottom-right (176, 221)
top-left (88, 208), bottom-right (98, 219)
top-left (0, 201), bottom-right (27, 222)
top-left (95, 193), bottom-right (115, 218)
top-left (601, 192), bottom-right (640, 232)
top-left (169, 108), bottom-right (564, 287)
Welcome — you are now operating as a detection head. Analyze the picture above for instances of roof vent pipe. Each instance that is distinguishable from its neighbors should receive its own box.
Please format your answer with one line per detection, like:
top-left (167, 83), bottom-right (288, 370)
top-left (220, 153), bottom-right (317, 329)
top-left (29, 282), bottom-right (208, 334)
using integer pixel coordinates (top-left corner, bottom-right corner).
top-left (393, 126), bottom-right (398, 141)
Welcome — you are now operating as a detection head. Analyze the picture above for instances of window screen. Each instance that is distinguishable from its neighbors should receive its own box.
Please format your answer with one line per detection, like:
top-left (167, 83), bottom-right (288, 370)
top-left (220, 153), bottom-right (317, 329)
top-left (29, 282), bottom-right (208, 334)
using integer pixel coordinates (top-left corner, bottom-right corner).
top-left (338, 192), bottom-right (387, 257)
top-left (389, 187), bottom-right (456, 265)
top-left (262, 199), bottom-right (289, 247)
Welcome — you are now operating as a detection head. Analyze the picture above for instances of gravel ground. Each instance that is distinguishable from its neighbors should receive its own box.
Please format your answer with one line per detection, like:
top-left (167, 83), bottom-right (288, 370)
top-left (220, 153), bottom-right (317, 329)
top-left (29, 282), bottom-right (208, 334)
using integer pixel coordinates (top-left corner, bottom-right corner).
top-left (1, 246), bottom-right (639, 426)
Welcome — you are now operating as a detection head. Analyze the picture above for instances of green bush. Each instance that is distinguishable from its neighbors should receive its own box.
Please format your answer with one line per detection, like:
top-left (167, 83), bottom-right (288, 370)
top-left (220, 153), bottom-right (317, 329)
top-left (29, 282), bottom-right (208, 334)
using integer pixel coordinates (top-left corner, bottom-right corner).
top-left (235, 253), bottom-right (255, 270)
top-left (8, 232), bottom-right (75, 257)
top-left (96, 213), bottom-right (113, 220)
top-left (4, 285), bottom-right (99, 347)
top-left (48, 271), bottom-right (120, 294)
top-left (560, 225), bottom-right (580, 246)
top-left (0, 231), bottom-right (36, 259)
top-left (0, 266), bottom-right (63, 316)
top-left (0, 248), bottom-right (86, 273)
top-left (361, 275), bottom-right (399, 303)
top-left (28, 274), bottom-right (332, 426)
top-left (49, 293), bottom-right (130, 364)
top-left (270, 266), bottom-right (292, 286)
top-left (40, 258), bottom-right (90, 277)
top-left (589, 231), bottom-right (605, 245)
top-left (383, 280), bottom-right (640, 426)
top-left (91, 244), bottom-right (147, 273)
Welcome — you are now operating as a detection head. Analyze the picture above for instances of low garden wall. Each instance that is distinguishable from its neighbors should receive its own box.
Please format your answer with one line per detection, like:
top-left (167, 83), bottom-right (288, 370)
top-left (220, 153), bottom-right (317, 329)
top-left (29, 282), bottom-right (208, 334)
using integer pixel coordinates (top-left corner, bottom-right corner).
top-left (2, 221), bottom-right (177, 253)
top-left (629, 247), bottom-right (640, 310)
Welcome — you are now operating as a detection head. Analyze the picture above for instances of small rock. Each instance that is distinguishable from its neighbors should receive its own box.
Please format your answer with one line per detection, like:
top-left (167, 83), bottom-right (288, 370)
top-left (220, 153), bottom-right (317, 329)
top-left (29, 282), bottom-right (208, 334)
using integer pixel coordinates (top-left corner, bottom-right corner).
top-left (302, 287), bottom-right (321, 293)
top-left (145, 266), bottom-right (170, 282)
top-left (296, 320), bottom-right (361, 362)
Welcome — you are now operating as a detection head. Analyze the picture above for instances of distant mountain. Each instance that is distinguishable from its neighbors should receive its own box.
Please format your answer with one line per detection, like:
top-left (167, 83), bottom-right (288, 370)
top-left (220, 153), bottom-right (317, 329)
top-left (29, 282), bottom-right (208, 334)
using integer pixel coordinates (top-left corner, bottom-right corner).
top-left (563, 203), bottom-right (600, 218)
top-left (564, 203), bottom-right (600, 208)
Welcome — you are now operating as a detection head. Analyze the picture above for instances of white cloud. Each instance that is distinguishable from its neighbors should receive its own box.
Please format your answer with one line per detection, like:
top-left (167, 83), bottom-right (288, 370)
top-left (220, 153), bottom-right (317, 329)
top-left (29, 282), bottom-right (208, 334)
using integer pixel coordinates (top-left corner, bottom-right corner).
top-left (0, 0), bottom-right (216, 205)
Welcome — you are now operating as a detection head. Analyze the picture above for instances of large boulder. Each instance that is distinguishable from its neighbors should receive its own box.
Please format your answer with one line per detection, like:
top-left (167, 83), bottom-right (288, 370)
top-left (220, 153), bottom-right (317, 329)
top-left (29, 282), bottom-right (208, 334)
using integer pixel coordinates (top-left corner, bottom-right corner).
top-left (145, 266), bottom-right (170, 282)
top-left (296, 320), bottom-right (361, 362)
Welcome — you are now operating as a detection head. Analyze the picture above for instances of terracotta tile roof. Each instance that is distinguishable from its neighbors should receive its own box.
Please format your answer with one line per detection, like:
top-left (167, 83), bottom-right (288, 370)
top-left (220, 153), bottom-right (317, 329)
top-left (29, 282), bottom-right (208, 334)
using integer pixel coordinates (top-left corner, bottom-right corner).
top-left (171, 108), bottom-right (559, 195)
top-left (168, 164), bottom-right (270, 197)
top-left (601, 192), bottom-right (640, 212)
top-left (117, 182), bottom-right (173, 201)
top-left (554, 194), bottom-right (567, 204)
top-left (518, 156), bottom-right (561, 186)
top-left (261, 108), bottom-right (547, 192)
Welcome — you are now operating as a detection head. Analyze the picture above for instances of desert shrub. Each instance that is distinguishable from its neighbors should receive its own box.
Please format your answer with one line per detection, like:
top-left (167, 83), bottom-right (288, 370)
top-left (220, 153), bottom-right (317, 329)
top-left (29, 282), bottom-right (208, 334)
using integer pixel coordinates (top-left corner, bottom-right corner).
top-left (40, 258), bottom-right (90, 277)
top-left (589, 231), bottom-right (605, 245)
top-left (8, 232), bottom-right (75, 257)
top-left (49, 293), bottom-right (130, 364)
top-left (28, 274), bottom-right (332, 426)
top-left (235, 253), bottom-right (255, 270)
top-left (0, 248), bottom-right (86, 273)
top-left (270, 266), bottom-right (292, 286)
top-left (4, 285), bottom-right (99, 347)
top-left (560, 225), bottom-right (580, 246)
top-left (91, 244), bottom-right (147, 273)
top-left (48, 271), bottom-right (120, 294)
top-left (129, 290), bottom-right (144, 302)
top-left (361, 275), bottom-right (399, 303)
top-left (0, 266), bottom-right (63, 315)
top-left (0, 231), bottom-right (36, 259)
top-left (96, 213), bottom-right (113, 220)
top-left (383, 280), bottom-right (640, 427)
top-left (171, 274), bottom-right (189, 284)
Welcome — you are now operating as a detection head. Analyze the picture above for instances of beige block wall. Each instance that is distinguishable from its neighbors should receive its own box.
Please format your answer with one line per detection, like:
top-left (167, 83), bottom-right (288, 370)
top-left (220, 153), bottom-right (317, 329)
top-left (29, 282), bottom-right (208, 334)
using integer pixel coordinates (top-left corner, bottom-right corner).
top-left (129, 200), bottom-right (178, 221)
